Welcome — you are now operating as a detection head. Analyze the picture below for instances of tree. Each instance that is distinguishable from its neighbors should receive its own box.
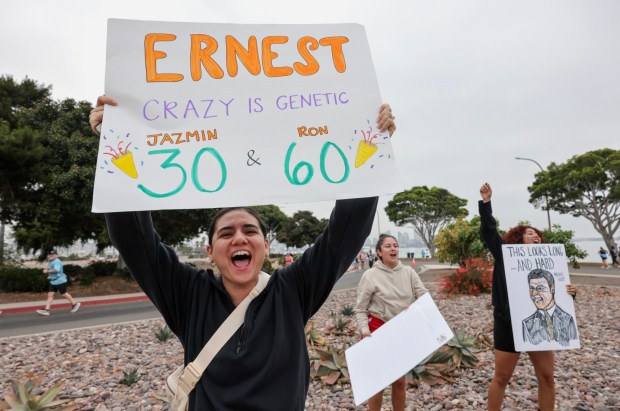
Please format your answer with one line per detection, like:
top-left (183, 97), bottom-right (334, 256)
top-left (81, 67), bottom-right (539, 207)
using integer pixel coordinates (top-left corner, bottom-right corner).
top-left (277, 210), bottom-right (327, 248)
top-left (0, 76), bottom-right (54, 264)
top-left (9, 97), bottom-right (108, 256)
top-left (434, 216), bottom-right (487, 267)
top-left (151, 209), bottom-right (219, 246)
top-left (528, 148), bottom-right (620, 251)
top-left (253, 204), bottom-right (288, 252)
top-left (385, 186), bottom-right (468, 254)
top-left (542, 224), bottom-right (588, 268)
top-left (0, 76), bottom-right (219, 261)
top-left (0, 75), bottom-right (51, 128)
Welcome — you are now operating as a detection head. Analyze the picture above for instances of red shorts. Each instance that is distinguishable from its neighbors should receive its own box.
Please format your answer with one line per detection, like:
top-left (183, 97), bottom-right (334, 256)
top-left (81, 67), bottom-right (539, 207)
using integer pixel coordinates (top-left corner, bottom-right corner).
top-left (368, 314), bottom-right (385, 333)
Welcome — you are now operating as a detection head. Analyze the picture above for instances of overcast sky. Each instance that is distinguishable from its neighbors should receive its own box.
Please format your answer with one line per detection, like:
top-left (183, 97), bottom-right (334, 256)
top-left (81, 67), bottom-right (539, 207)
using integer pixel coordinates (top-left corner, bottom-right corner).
top-left (2, 0), bottom-right (618, 253)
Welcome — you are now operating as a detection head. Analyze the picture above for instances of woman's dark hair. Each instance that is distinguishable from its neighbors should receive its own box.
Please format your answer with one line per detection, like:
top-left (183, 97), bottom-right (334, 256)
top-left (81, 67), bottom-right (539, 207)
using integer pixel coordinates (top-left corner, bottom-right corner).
top-left (207, 207), bottom-right (267, 244)
top-left (375, 234), bottom-right (398, 261)
top-left (502, 225), bottom-right (544, 244)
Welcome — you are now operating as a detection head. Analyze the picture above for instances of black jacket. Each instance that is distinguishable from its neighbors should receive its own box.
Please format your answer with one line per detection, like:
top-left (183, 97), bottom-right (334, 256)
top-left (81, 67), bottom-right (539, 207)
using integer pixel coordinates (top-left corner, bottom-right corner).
top-left (105, 196), bottom-right (377, 410)
top-left (479, 200), bottom-right (510, 317)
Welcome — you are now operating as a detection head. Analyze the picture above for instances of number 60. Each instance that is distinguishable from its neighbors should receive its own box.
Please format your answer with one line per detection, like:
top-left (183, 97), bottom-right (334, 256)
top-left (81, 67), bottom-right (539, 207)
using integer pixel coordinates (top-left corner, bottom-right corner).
top-left (284, 141), bottom-right (350, 186)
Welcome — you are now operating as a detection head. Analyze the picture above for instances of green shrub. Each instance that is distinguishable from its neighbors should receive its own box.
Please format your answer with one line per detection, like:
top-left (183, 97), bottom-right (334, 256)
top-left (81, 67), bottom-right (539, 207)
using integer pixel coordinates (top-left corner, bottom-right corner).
top-left (339, 304), bottom-right (355, 317)
top-left (261, 258), bottom-right (273, 274)
top-left (119, 369), bottom-right (141, 386)
top-left (154, 325), bottom-right (175, 342)
top-left (89, 261), bottom-right (117, 277)
top-left (63, 264), bottom-right (84, 285)
top-left (78, 270), bottom-right (96, 286)
top-left (0, 267), bottom-right (48, 292)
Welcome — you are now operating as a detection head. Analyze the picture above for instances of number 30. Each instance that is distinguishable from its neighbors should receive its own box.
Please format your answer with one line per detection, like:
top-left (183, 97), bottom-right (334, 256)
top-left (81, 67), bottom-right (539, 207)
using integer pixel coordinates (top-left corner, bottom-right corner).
top-left (137, 148), bottom-right (227, 198)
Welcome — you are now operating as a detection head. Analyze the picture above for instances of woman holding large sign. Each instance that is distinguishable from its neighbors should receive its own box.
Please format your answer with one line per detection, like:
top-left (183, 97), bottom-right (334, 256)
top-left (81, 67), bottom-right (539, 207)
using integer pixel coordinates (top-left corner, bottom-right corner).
top-left (479, 182), bottom-right (577, 411)
top-left (90, 96), bottom-right (396, 410)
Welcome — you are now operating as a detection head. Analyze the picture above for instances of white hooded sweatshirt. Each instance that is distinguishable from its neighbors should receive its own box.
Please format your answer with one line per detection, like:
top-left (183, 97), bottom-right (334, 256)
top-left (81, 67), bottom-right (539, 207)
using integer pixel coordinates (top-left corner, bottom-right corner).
top-left (354, 260), bottom-right (428, 335)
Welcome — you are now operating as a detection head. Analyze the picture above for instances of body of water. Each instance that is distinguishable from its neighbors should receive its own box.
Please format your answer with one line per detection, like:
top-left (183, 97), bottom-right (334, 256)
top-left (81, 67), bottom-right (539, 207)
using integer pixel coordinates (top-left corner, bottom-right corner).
top-left (574, 239), bottom-right (618, 263)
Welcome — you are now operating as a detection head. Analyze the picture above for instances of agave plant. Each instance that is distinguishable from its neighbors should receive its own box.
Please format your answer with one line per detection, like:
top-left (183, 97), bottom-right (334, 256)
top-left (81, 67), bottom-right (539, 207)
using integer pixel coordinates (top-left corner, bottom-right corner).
top-left (325, 316), bottom-right (357, 336)
top-left (445, 329), bottom-right (479, 369)
top-left (406, 329), bottom-right (479, 386)
top-left (408, 362), bottom-right (456, 386)
top-left (309, 341), bottom-right (349, 385)
top-left (304, 320), bottom-right (327, 350)
top-left (154, 324), bottom-right (175, 342)
top-left (119, 369), bottom-right (141, 386)
top-left (0, 374), bottom-right (76, 410)
top-left (339, 304), bottom-right (355, 317)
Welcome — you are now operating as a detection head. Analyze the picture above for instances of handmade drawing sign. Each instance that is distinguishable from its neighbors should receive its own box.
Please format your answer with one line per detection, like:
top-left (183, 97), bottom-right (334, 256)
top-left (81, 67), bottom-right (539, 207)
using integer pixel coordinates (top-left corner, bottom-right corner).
top-left (502, 244), bottom-right (580, 352)
top-left (91, 19), bottom-right (403, 212)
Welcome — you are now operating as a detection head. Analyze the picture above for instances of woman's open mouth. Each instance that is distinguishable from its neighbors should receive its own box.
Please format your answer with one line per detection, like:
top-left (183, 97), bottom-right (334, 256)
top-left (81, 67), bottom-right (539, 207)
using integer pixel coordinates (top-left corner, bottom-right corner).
top-left (232, 250), bottom-right (252, 269)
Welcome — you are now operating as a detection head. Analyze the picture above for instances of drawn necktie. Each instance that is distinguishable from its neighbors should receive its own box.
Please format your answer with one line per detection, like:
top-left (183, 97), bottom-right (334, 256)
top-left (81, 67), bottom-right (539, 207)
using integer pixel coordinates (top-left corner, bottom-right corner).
top-left (544, 310), bottom-right (554, 338)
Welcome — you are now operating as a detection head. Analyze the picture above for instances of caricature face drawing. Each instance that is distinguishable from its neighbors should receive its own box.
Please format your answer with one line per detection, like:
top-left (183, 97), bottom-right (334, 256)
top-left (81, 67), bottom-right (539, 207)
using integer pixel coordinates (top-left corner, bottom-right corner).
top-left (529, 277), bottom-right (555, 310)
top-left (522, 268), bottom-right (577, 347)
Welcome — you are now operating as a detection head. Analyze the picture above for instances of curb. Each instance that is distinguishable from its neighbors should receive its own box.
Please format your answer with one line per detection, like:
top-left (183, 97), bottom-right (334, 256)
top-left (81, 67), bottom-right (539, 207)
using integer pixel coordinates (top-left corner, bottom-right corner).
top-left (0, 294), bottom-right (149, 315)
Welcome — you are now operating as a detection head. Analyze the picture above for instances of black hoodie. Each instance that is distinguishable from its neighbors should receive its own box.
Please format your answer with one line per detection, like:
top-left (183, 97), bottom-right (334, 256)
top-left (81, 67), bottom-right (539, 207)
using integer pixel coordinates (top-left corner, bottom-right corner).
top-left (479, 200), bottom-right (510, 316)
top-left (105, 196), bottom-right (377, 410)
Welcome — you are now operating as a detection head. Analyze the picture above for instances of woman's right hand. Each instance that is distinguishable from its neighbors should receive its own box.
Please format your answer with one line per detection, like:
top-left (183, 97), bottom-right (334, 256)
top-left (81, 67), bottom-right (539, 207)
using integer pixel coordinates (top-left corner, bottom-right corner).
top-left (89, 95), bottom-right (118, 135)
top-left (480, 182), bottom-right (492, 203)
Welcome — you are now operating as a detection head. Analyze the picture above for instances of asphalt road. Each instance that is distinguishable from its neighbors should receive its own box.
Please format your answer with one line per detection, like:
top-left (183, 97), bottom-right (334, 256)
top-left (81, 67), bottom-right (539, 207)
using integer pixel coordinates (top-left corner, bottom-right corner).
top-left (1, 261), bottom-right (617, 339)
top-left (0, 300), bottom-right (161, 339)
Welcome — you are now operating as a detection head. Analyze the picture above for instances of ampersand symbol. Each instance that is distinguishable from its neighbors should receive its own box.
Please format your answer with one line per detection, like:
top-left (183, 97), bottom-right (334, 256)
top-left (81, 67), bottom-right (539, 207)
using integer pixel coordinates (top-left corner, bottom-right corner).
top-left (247, 150), bottom-right (262, 166)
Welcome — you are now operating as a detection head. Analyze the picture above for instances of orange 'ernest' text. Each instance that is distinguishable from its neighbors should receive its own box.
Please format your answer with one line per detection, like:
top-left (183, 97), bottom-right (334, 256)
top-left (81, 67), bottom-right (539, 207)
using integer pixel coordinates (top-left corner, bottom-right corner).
top-left (144, 34), bottom-right (350, 82)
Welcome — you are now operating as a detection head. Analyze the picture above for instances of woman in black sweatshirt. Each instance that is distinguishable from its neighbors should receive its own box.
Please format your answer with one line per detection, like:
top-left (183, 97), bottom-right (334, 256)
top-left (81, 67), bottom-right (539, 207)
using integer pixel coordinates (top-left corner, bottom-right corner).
top-left (479, 182), bottom-right (577, 411)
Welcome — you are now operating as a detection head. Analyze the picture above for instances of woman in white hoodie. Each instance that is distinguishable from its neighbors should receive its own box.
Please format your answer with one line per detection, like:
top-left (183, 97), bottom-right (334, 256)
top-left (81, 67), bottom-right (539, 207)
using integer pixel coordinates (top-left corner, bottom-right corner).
top-left (354, 234), bottom-right (428, 411)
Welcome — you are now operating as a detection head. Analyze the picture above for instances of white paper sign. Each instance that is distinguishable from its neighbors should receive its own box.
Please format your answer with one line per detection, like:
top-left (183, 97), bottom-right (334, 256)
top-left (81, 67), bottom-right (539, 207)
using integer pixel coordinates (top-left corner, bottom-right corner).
top-left (345, 293), bottom-right (453, 406)
top-left (92, 19), bottom-right (403, 212)
top-left (502, 244), bottom-right (580, 352)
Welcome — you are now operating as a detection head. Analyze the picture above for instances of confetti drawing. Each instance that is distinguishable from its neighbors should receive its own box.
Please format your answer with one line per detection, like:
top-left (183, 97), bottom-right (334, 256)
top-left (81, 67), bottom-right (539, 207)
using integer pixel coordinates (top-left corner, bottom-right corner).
top-left (104, 141), bottom-right (138, 179)
top-left (354, 124), bottom-right (380, 168)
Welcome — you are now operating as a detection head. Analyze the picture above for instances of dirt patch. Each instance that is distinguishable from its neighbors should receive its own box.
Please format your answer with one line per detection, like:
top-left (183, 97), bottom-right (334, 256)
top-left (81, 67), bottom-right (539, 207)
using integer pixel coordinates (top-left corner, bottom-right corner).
top-left (0, 275), bottom-right (143, 304)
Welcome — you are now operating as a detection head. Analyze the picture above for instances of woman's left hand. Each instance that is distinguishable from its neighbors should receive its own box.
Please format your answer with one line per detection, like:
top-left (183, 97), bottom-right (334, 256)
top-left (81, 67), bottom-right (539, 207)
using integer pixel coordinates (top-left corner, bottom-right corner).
top-left (377, 104), bottom-right (396, 137)
top-left (89, 95), bottom-right (118, 135)
top-left (566, 284), bottom-right (577, 297)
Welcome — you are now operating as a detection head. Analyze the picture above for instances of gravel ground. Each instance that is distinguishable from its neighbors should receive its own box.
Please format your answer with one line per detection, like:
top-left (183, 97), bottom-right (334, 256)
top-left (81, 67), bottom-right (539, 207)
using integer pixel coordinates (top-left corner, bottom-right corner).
top-left (1, 282), bottom-right (618, 411)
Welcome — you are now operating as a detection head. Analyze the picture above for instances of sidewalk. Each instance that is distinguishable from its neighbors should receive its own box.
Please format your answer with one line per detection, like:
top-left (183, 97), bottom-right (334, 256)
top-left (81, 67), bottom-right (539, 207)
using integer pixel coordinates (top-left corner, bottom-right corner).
top-left (0, 292), bottom-right (148, 315)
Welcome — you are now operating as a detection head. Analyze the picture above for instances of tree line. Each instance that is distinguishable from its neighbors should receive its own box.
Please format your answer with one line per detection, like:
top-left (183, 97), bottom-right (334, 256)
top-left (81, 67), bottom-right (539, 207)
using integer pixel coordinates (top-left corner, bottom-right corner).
top-left (1, 74), bottom-right (618, 265)
top-left (383, 148), bottom-right (619, 263)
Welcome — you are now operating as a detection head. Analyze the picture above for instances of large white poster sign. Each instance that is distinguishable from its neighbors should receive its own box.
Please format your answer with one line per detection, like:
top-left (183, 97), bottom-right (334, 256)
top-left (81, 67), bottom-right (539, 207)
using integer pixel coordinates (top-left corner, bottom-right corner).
top-left (92, 19), bottom-right (403, 212)
top-left (502, 244), bottom-right (580, 352)
top-left (345, 293), bottom-right (453, 406)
